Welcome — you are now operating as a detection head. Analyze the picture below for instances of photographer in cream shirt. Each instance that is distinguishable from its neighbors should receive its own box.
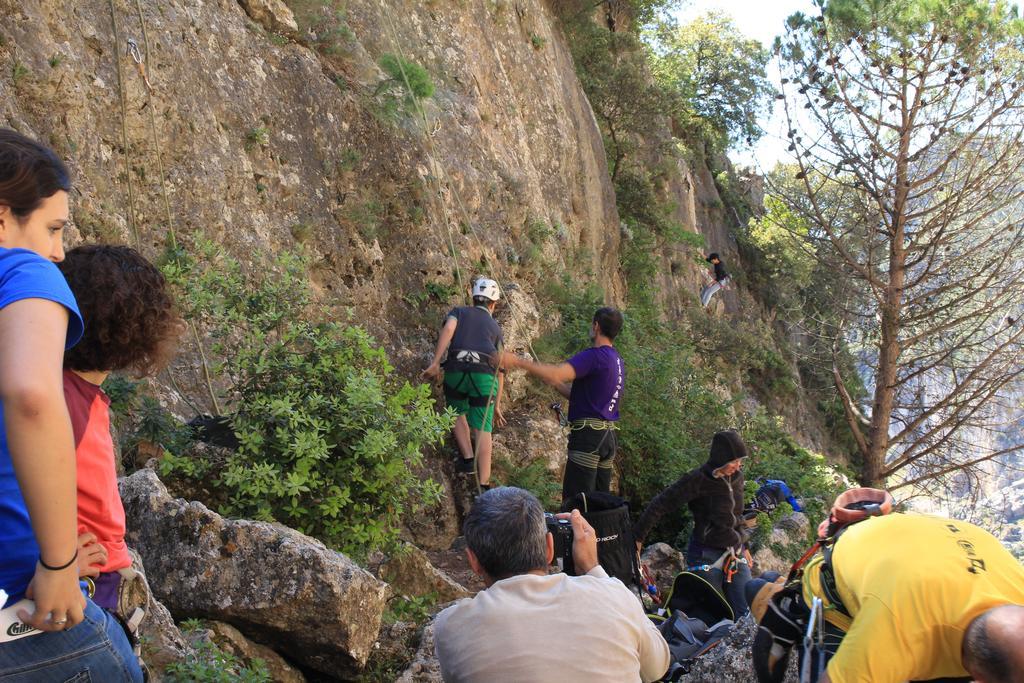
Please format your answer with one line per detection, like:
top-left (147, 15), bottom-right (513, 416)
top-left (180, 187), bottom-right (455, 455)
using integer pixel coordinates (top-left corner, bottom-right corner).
top-left (434, 487), bottom-right (669, 682)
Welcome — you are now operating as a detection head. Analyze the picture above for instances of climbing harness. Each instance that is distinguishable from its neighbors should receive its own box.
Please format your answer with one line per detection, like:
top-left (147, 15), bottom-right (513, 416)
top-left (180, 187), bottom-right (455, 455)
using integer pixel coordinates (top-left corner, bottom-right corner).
top-left (687, 547), bottom-right (746, 583)
top-left (443, 369), bottom-right (495, 408)
top-left (568, 418), bottom-right (620, 431)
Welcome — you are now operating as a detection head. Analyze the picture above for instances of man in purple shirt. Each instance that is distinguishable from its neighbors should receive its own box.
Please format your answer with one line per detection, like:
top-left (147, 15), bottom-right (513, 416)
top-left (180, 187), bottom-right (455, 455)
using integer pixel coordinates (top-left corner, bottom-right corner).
top-left (500, 307), bottom-right (624, 502)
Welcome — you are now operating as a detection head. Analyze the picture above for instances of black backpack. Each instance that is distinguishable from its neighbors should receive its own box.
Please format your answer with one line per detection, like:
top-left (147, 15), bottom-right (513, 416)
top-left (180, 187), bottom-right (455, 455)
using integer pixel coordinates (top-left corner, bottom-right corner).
top-left (650, 571), bottom-right (736, 680)
top-left (559, 491), bottom-right (642, 589)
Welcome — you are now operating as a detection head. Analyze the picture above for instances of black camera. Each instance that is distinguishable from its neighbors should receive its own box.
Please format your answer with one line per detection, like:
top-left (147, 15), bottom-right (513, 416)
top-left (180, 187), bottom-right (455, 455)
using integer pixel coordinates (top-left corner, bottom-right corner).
top-left (544, 513), bottom-right (575, 574)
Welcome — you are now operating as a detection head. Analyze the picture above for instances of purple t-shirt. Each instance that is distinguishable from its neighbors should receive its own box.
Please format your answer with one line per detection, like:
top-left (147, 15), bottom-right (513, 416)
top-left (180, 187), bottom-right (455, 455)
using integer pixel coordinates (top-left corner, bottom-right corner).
top-left (566, 346), bottom-right (624, 422)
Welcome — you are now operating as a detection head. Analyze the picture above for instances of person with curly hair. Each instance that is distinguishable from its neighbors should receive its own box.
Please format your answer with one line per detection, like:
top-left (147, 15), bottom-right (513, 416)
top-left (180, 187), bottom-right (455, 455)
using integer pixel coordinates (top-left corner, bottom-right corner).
top-left (58, 245), bottom-right (182, 614)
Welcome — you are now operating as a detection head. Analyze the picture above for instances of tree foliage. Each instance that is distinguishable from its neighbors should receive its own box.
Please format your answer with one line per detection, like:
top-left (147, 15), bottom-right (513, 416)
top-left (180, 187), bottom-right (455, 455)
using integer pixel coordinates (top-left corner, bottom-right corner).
top-left (775, 0), bottom-right (1024, 489)
top-left (647, 12), bottom-right (774, 149)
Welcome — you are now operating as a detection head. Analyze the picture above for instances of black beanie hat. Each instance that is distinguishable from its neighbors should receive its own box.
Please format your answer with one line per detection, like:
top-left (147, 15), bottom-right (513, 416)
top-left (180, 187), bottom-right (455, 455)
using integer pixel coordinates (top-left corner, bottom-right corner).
top-left (706, 429), bottom-right (748, 470)
top-left (706, 252), bottom-right (721, 263)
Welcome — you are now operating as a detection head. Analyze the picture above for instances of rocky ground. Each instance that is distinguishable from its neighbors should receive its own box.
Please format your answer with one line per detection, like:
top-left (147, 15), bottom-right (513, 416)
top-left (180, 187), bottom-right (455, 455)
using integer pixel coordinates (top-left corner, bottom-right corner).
top-left (122, 461), bottom-right (812, 681)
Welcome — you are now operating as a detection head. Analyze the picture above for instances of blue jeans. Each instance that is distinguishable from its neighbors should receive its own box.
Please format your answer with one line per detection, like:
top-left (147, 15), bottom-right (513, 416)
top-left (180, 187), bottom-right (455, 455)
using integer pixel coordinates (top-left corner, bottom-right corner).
top-left (0, 598), bottom-right (142, 682)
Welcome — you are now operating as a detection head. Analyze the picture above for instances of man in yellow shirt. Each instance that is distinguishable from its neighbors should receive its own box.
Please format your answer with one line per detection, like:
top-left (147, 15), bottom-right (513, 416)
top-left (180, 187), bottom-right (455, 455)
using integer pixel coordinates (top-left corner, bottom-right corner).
top-left (750, 513), bottom-right (1024, 683)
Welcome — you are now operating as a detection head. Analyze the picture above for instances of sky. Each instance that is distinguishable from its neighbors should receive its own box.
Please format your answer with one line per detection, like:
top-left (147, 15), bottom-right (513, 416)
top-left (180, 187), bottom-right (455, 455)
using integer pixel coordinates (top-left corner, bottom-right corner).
top-left (672, 0), bottom-right (819, 171)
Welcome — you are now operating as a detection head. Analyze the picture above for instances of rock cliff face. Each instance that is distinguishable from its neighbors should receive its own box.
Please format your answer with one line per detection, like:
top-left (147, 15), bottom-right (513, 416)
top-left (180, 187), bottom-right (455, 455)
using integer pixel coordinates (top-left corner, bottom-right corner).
top-left (2, 2), bottom-right (828, 679)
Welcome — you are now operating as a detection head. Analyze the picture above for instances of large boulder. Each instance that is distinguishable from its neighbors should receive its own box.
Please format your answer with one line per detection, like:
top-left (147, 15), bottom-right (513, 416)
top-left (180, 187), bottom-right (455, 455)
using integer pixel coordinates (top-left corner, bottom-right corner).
top-left (640, 542), bottom-right (686, 598)
top-left (376, 544), bottom-right (471, 603)
top-left (752, 512), bottom-right (811, 576)
top-left (120, 468), bottom-right (389, 677)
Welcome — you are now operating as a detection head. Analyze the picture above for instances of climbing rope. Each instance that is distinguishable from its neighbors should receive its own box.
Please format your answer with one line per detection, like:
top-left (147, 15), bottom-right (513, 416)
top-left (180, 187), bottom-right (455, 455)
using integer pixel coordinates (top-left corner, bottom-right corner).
top-left (108, 0), bottom-right (219, 414)
top-left (107, 0), bottom-right (140, 248)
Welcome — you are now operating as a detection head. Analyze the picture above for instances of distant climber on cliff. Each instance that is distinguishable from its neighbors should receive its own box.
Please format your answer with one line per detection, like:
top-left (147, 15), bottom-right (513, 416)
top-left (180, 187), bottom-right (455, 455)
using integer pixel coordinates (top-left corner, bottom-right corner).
top-left (700, 252), bottom-right (730, 308)
top-left (423, 278), bottom-right (505, 489)
top-left (747, 508), bottom-right (1024, 683)
top-left (497, 307), bottom-right (624, 502)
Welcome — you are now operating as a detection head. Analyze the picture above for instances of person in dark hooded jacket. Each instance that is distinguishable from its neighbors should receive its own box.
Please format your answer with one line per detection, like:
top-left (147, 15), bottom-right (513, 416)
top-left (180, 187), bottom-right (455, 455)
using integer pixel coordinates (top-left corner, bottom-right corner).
top-left (633, 429), bottom-right (750, 617)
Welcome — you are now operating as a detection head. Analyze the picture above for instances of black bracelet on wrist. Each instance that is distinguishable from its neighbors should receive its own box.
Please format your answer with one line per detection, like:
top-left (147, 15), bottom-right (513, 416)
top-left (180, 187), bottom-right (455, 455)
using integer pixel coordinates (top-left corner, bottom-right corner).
top-left (39, 549), bottom-right (78, 571)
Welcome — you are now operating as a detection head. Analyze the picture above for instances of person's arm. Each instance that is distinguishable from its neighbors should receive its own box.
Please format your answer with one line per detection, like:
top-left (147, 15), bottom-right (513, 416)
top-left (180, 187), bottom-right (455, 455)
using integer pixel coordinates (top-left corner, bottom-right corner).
top-left (633, 468), bottom-right (703, 546)
top-left (0, 298), bottom-right (84, 630)
top-left (636, 596), bottom-right (671, 682)
top-left (422, 317), bottom-right (458, 380)
top-left (501, 352), bottom-right (576, 390)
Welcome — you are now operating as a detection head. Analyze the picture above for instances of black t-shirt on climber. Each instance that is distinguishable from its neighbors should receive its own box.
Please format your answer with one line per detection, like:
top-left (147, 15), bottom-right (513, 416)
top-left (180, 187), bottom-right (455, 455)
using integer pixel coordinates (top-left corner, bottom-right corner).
top-left (445, 305), bottom-right (503, 373)
top-left (713, 261), bottom-right (729, 282)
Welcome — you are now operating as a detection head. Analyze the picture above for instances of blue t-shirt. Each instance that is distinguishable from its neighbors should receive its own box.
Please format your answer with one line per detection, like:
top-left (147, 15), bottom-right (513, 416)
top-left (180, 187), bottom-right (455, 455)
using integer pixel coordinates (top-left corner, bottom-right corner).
top-left (566, 345), bottom-right (624, 422)
top-left (0, 248), bottom-right (83, 606)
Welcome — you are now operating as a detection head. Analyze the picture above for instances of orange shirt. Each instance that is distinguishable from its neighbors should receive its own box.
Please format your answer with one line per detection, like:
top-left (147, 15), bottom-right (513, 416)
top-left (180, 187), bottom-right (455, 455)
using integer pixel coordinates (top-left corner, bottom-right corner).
top-left (65, 370), bottom-right (131, 573)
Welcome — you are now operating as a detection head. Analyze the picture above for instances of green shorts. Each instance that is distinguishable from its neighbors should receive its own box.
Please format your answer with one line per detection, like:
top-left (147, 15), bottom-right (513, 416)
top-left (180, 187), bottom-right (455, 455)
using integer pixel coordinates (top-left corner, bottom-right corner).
top-left (444, 370), bottom-right (497, 433)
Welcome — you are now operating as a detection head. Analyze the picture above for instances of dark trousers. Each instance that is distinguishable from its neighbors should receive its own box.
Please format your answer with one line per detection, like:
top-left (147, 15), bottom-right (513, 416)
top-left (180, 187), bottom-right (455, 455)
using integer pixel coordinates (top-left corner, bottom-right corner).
top-left (685, 543), bottom-right (751, 620)
top-left (562, 426), bottom-right (617, 502)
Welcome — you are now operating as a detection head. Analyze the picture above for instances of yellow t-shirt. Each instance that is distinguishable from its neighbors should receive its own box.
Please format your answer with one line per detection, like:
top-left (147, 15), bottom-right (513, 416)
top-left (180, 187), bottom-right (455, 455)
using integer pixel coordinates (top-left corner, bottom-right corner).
top-left (811, 513), bottom-right (1024, 683)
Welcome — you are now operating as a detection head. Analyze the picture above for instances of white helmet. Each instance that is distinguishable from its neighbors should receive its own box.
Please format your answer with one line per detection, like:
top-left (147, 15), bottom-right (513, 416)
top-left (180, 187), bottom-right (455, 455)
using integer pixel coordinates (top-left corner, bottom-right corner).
top-left (472, 277), bottom-right (501, 302)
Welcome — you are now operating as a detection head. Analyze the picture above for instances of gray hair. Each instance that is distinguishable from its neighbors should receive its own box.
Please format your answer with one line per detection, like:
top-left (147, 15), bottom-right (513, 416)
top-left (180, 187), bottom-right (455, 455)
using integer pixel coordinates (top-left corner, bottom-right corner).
top-left (463, 487), bottom-right (548, 580)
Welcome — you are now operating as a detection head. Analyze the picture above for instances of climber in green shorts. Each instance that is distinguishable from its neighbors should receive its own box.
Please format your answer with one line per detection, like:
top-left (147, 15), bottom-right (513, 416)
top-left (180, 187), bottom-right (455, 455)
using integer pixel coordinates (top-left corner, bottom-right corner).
top-left (423, 278), bottom-right (505, 487)
top-left (443, 370), bottom-right (498, 433)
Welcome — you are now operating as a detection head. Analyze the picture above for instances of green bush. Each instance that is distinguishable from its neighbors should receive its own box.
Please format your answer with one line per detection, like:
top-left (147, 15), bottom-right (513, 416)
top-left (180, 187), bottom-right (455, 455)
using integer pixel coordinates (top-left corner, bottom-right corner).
top-left (159, 237), bottom-right (454, 557)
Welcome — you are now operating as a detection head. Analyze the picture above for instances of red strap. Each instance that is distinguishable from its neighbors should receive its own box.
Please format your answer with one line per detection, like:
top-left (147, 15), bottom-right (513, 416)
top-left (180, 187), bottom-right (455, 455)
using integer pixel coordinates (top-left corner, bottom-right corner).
top-left (787, 541), bottom-right (821, 582)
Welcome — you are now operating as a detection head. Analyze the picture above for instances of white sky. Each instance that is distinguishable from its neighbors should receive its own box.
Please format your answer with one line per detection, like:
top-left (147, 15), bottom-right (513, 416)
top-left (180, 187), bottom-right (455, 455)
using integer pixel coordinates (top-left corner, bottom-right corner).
top-left (672, 0), bottom-right (819, 171)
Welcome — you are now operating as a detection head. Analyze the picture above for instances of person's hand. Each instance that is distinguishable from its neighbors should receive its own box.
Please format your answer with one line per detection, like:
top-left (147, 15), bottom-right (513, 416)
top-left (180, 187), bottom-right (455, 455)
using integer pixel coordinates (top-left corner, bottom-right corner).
top-left (558, 509), bottom-right (599, 574)
top-left (490, 350), bottom-right (518, 371)
top-left (77, 532), bottom-right (107, 578)
top-left (19, 560), bottom-right (86, 631)
top-left (421, 362), bottom-right (442, 381)
top-left (494, 405), bottom-right (507, 428)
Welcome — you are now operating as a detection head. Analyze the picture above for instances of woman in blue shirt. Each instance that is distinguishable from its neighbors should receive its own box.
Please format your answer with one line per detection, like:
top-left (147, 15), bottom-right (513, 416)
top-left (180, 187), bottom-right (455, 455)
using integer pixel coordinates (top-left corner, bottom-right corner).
top-left (0, 129), bottom-right (142, 680)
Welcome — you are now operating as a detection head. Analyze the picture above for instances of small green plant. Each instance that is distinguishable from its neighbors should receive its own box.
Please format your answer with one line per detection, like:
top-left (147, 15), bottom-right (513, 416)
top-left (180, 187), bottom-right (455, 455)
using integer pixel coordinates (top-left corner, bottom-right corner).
top-left (375, 53), bottom-right (435, 120)
top-left (494, 459), bottom-right (560, 509)
top-left (244, 126), bottom-right (270, 149)
top-left (290, 222), bottom-right (313, 243)
top-left (159, 237), bottom-right (454, 557)
top-left (48, 53), bottom-right (63, 68)
top-left (11, 61), bottom-right (29, 84)
top-left (344, 196), bottom-right (385, 241)
top-left (525, 217), bottom-right (552, 244)
top-left (424, 281), bottom-right (459, 302)
top-left (384, 593), bottom-right (437, 625)
top-left (338, 148), bottom-right (362, 172)
top-left (165, 635), bottom-right (270, 683)
top-left (530, 34), bottom-right (547, 50)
